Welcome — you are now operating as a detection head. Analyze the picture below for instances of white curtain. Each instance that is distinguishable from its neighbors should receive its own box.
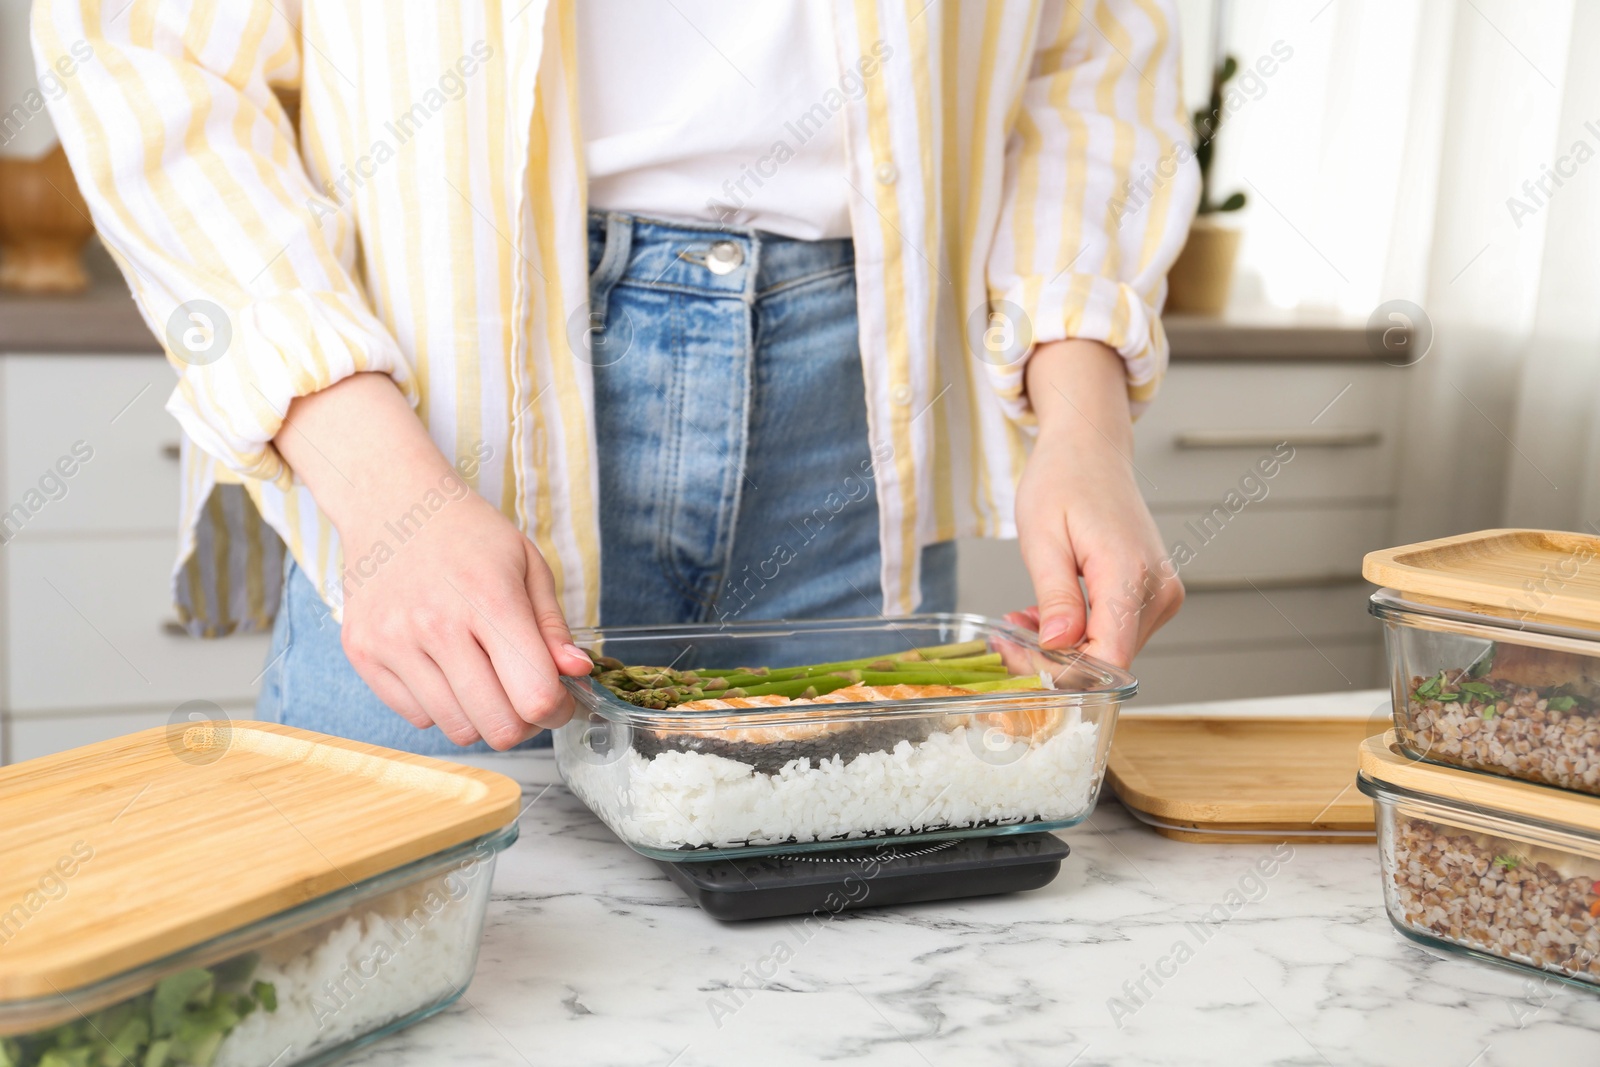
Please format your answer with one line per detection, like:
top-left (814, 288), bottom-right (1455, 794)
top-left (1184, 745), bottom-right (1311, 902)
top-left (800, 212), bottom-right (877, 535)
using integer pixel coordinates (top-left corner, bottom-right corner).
top-left (1178, 0), bottom-right (1599, 540)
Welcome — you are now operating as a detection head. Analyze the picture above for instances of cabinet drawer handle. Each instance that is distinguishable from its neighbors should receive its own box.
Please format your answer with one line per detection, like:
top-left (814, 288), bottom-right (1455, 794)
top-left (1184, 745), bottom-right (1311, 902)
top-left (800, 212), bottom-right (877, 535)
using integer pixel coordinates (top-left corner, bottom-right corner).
top-left (1173, 430), bottom-right (1381, 450)
top-left (160, 442), bottom-right (181, 461)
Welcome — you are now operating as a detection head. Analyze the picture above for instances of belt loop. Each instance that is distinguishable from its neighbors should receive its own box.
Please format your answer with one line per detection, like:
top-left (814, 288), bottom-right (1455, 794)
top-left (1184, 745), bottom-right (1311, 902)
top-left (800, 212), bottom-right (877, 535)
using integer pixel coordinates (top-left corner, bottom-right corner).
top-left (589, 211), bottom-right (634, 324)
top-left (742, 231), bottom-right (761, 305)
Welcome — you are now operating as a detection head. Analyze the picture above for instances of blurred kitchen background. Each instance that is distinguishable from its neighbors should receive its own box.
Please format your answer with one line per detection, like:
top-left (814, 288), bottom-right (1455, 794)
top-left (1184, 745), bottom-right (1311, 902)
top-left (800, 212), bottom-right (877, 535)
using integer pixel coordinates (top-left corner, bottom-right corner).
top-left (2, 0), bottom-right (1599, 762)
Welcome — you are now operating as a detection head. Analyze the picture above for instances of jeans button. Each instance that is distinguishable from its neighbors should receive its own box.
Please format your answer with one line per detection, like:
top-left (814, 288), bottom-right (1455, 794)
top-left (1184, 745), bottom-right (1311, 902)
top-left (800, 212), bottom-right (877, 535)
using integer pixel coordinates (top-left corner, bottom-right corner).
top-left (876, 162), bottom-right (898, 185)
top-left (891, 383), bottom-right (913, 405)
top-left (706, 240), bottom-right (745, 275)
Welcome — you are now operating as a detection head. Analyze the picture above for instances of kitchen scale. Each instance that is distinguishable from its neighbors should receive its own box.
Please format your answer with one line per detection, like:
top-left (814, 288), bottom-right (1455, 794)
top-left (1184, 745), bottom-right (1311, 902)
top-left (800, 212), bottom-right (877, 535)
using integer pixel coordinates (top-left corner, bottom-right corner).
top-left (656, 831), bottom-right (1070, 921)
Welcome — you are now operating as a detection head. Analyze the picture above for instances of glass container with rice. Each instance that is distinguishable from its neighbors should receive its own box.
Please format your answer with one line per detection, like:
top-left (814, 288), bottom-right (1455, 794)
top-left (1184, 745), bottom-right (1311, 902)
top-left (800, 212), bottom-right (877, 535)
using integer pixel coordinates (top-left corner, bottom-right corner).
top-left (555, 614), bottom-right (1135, 859)
top-left (0, 723), bottom-right (520, 1067)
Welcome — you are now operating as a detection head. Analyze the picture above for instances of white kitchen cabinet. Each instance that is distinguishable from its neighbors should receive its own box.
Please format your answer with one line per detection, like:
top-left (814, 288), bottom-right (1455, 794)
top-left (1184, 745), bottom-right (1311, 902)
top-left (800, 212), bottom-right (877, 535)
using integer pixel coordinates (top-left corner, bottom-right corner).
top-left (1149, 503), bottom-right (1392, 583)
top-left (6, 536), bottom-right (272, 712)
top-left (1, 355), bottom-right (184, 535)
top-left (956, 358), bottom-right (1403, 705)
top-left (1130, 362), bottom-right (1403, 504)
top-left (0, 353), bottom-right (269, 763)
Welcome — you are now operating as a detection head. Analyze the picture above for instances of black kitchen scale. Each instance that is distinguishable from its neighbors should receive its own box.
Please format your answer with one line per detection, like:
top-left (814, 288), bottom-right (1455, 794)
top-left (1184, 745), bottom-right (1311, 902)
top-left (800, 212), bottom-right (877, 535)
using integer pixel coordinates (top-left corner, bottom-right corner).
top-left (656, 831), bottom-right (1070, 921)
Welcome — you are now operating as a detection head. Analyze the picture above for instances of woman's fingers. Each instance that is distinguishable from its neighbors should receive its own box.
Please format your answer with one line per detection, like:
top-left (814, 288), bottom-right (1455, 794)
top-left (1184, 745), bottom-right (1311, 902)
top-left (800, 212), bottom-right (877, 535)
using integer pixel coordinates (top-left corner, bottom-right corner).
top-left (393, 648), bottom-right (482, 747)
top-left (525, 542), bottom-right (594, 678)
top-left (1018, 522), bottom-right (1087, 651)
top-left (363, 663), bottom-right (432, 729)
top-left (459, 560), bottom-right (575, 733)
top-left (428, 630), bottom-right (542, 750)
top-left (1082, 561), bottom-right (1184, 669)
top-left (1081, 567), bottom-right (1141, 669)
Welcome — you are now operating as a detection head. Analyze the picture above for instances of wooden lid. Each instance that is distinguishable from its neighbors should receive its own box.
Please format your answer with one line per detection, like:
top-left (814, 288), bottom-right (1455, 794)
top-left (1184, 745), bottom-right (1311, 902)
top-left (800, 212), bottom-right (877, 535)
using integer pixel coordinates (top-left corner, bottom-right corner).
top-left (1358, 732), bottom-right (1600, 832)
top-left (1106, 717), bottom-right (1377, 835)
top-left (1362, 528), bottom-right (1600, 630)
top-left (0, 723), bottom-right (520, 1001)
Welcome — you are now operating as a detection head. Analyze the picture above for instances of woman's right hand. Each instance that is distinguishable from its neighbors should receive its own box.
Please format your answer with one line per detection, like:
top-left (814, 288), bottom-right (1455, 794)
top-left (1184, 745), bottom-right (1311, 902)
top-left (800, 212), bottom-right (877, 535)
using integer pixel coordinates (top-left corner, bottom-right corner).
top-left (275, 373), bottom-right (593, 748)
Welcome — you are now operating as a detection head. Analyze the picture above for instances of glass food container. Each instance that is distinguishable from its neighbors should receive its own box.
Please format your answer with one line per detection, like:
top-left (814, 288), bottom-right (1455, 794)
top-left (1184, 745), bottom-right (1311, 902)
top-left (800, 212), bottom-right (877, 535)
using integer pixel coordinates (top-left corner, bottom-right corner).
top-left (1359, 733), bottom-right (1600, 989)
top-left (1365, 529), bottom-right (1600, 796)
top-left (555, 613), bottom-right (1136, 860)
top-left (0, 722), bottom-right (521, 1067)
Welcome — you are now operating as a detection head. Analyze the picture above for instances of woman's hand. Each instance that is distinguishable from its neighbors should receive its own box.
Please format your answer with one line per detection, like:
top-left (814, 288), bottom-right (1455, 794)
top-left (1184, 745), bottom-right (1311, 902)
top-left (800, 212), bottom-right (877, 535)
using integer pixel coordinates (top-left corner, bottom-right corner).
top-left (1010, 340), bottom-right (1182, 669)
top-left (275, 374), bottom-right (593, 748)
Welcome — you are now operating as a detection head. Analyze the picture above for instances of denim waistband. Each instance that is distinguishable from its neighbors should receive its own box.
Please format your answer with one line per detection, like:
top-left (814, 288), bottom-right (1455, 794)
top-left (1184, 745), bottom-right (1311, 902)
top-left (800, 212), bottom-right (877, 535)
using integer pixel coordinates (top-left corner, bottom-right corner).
top-left (586, 210), bottom-right (853, 301)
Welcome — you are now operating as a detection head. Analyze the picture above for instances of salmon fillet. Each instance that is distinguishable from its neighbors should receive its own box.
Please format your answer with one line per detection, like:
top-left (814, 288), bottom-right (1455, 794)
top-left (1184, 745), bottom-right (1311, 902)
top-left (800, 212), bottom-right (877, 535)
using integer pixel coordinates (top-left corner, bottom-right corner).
top-left (663, 682), bottom-right (1058, 746)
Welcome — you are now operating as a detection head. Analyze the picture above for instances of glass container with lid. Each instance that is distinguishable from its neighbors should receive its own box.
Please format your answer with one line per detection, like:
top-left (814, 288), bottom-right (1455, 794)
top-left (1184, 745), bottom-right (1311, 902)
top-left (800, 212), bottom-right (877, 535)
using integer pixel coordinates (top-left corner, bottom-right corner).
top-left (1359, 733), bottom-right (1600, 989)
top-left (0, 722), bottom-right (521, 1067)
top-left (1365, 529), bottom-right (1600, 796)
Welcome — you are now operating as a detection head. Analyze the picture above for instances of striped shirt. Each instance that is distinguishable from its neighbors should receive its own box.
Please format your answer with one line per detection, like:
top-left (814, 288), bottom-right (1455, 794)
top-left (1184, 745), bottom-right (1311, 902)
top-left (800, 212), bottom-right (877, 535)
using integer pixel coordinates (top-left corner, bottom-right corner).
top-left (34, 0), bottom-right (1198, 634)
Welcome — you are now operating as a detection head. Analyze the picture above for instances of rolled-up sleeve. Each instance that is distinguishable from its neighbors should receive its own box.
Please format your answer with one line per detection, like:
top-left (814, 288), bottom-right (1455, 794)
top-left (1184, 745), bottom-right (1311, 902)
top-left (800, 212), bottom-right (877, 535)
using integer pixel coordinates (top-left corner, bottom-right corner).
top-left (33, 0), bottom-right (416, 488)
top-left (986, 0), bottom-right (1199, 420)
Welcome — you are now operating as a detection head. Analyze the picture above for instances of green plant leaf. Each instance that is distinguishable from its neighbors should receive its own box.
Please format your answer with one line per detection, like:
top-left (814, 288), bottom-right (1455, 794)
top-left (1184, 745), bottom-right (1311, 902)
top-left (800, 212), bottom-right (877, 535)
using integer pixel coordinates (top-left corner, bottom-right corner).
top-left (1217, 191), bottom-right (1246, 211)
top-left (1219, 55), bottom-right (1238, 82)
top-left (1549, 695), bottom-right (1578, 711)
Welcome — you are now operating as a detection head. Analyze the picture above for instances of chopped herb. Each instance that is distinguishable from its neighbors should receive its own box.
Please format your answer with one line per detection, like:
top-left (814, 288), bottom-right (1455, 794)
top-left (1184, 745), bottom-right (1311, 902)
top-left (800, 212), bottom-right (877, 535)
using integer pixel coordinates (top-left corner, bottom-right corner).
top-left (1482, 707), bottom-right (1496, 720)
top-left (1416, 673), bottom-right (1443, 699)
top-left (1494, 855), bottom-right (1520, 871)
top-left (1548, 695), bottom-right (1579, 712)
top-left (1459, 681), bottom-right (1500, 701)
top-left (1469, 652), bottom-right (1495, 678)
top-left (6, 957), bottom-right (274, 1067)
top-left (252, 981), bottom-right (277, 1013)
top-left (1437, 692), bottom-right (1461, 702)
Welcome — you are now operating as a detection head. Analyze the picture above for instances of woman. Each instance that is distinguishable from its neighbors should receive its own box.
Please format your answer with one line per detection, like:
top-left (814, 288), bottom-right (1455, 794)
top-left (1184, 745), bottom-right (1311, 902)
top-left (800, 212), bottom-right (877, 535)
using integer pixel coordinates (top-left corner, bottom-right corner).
top-left (37, 0), bottom-right (1195, 753)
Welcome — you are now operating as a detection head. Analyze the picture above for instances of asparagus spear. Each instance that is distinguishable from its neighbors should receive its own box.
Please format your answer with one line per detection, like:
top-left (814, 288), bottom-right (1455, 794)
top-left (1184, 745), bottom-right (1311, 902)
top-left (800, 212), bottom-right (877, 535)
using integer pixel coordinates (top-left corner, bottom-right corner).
top-left (729, 673), bottom-right (861, 699)
top-left (590, 640), bottom-right (1002, 707)
top-left (956, 675), bottom-right (1046, 692)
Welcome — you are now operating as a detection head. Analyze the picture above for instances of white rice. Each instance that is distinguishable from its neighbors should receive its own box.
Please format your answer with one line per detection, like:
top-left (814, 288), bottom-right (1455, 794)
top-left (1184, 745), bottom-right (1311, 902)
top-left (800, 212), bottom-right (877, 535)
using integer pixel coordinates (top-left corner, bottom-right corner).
top-left (563, 717), bottom-right (1102, 851)
top-left (211, 862), bottom-right (491, 1067)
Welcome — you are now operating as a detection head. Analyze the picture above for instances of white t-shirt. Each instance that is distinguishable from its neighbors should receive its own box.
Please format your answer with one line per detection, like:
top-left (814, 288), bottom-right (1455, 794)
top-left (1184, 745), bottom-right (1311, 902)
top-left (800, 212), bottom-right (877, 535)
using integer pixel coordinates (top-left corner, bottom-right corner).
top-left (576, 1), bottom-right (854, 241)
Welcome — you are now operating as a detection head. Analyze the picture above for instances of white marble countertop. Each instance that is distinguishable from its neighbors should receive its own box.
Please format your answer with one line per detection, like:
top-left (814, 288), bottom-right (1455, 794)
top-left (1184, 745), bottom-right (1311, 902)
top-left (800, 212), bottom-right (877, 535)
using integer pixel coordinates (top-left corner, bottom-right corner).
top-left (352, 692), bottom-right (1600, 1067)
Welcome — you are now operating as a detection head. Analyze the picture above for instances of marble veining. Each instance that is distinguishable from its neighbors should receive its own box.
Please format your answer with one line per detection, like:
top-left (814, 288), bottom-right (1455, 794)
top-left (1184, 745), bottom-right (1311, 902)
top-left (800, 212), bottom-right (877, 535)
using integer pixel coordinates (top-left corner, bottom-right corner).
top-left (348, 717), bottom-right (1600, 1067)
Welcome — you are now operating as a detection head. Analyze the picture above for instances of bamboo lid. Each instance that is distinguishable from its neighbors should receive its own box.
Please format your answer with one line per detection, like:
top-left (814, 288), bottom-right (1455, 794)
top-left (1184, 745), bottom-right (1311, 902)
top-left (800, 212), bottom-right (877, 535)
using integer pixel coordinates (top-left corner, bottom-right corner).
top-left (1358, 733), bottom-right (1600, 832)
top-left (1362, 528), bottom-right (1600, 631)
top-left (0, 723), bottom-right (520, 1001)
top-left (1106, 717), bottom-right (1377, 836)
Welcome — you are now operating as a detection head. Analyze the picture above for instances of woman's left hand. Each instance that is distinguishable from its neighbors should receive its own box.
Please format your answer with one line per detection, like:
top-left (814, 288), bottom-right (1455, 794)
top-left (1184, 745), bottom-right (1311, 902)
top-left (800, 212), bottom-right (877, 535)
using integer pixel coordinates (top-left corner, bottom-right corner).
top-left (1009, 339), bottom-right (1182, 669)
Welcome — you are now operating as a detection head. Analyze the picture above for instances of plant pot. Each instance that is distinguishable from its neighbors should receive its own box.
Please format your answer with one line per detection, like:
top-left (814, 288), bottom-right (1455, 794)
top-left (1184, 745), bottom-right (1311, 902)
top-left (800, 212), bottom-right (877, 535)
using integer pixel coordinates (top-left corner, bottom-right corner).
top-left (1165, 217), bottom-right (1240, 316)
top-left (0, 143), bottom-right (96, 294)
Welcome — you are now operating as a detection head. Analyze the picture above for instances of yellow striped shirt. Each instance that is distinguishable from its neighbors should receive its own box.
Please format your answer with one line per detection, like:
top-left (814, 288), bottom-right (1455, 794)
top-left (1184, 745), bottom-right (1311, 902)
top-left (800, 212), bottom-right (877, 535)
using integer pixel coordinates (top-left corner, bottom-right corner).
top-left (34, 0), bottom-right (1198, 633)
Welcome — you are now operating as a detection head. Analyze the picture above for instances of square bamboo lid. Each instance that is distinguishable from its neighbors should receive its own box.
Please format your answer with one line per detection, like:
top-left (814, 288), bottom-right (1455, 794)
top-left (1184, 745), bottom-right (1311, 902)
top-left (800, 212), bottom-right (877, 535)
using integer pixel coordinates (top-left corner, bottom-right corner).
top-left (0, 723), bottom-right (520, 1001)
top-left (1359, 732), bottom-right (1600, 832)
top-left (1362, 528), bottom-right (1600, 631)
top-left (1106, 717), bottom-right (1378, 842)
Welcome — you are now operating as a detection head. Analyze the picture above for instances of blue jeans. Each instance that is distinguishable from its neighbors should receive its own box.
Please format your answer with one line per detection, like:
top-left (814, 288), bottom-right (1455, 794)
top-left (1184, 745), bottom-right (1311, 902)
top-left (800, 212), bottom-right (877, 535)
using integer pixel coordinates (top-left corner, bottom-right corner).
top-left (257, 212), bottom-right (956, 754)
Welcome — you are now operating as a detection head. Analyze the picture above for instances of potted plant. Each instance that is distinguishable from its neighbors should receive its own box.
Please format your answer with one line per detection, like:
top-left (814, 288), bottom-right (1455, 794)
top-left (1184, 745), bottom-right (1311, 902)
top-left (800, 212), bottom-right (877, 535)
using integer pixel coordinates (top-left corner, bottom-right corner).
top-left (1166, 54), bottom-right (1247, 315)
